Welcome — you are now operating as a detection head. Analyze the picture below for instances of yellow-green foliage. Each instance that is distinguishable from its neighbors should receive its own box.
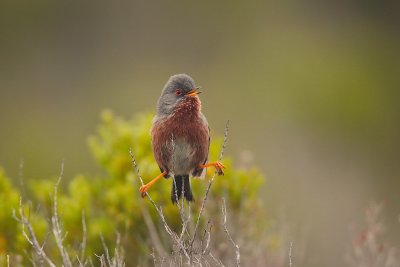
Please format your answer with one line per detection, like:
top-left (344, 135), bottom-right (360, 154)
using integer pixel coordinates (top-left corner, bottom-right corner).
top-left (0, 168), bottom-right (20, 254)
top-left (0, 168), bottom-right (48, 257)
top-left (0, 111), bottom-right (265, 264)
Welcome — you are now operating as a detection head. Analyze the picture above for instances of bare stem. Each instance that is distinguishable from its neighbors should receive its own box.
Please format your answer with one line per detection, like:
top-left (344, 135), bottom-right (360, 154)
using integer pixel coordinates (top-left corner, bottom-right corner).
top-left (80, 210), bottom-right (87, 263)
top-left (52, 162), bottom-right (73, 267)
top-left (129, 148), bottom-right (191, 261)
top-left (221, 198), bottom-right (240, 267)
top-left (13, 198), bottom-right (56, 267)
top-left (139, 204), bottom-right (168, 258)
top-left (191, 120), bottom-right (230, 247)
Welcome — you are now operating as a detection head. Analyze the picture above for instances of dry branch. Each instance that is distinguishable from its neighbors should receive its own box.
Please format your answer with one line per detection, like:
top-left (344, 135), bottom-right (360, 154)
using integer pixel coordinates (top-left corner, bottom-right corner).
top-left (221, 198), bottom-right (240, 267)
top-left (129, 148), bottom-right (191, 263)
top-left (191, 120), bottom-right (229, 247)
top-left (80, 210), bottom-right (87, 264)
top-left (14, 162), bottom-right (125, 267)
top-left (13, 197), bottom-right (56, 267)
top-left (52, 162), bottom-right (73, 267)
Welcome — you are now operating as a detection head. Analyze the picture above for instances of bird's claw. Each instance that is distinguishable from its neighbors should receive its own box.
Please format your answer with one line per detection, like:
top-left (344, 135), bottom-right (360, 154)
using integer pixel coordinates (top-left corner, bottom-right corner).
top-left (200, 161), bottom-right (226, 176)
top-left (215, 161), bottom-right (225, 176)
top-left (139, 184), bottom-right (148, 198)
top-left (138, 171), bottom-right (168, 198)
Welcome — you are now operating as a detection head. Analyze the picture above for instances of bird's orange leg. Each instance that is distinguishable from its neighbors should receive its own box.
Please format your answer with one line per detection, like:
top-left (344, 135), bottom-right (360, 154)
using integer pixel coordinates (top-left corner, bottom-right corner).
top-left (139, 171), bottom-right (168, 198)
top-left (200, 161), bottom-right (225, 175)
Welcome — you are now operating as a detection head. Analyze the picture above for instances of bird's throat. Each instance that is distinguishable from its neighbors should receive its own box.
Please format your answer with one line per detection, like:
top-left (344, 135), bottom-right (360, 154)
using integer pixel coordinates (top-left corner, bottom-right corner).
top-left (173, 96), bottom-right (201, 119)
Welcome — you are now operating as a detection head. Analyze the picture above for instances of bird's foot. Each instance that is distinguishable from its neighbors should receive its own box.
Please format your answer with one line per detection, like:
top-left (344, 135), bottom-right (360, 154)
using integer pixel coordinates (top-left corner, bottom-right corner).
top-left (139, 171), bottom-right (168, 198)
top-left (200, 161), bottom-right (225, 176)
top-left (139, 184), bottom-right (150, 198)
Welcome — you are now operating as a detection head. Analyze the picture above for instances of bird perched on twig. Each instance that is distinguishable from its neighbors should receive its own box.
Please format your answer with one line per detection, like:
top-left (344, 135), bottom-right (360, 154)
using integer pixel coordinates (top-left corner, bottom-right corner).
top-left (139, 74), bottom-right (225, 203)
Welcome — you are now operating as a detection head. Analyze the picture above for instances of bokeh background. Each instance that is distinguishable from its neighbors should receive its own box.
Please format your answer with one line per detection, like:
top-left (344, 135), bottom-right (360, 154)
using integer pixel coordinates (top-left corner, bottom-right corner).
top-left (1, 1), bottom-right (399, 266)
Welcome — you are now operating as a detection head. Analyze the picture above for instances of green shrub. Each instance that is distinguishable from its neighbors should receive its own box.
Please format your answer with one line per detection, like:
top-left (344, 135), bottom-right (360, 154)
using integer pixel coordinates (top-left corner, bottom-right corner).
top-left (0, 111), bottom-right (265, 265)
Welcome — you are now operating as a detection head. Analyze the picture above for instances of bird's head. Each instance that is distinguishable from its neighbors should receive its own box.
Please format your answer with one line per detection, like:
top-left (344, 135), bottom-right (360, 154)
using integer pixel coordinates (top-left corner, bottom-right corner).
top-left (156, 74), bottom-right (202, 116)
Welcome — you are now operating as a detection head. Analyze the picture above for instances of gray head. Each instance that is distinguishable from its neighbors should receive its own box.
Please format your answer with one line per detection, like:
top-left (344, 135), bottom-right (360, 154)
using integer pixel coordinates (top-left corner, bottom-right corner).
top-left (156, 74), bottom-right (201, 116)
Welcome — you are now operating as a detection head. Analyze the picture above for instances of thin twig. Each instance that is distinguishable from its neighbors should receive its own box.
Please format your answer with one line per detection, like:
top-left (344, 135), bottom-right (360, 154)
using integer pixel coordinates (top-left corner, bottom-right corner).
top-left (151, 248), bottom-right (157, 267)
top-left (97, 254), bottom-right (107, 267)
top-left (13, 198), bottom-right (56, 267)
top-left (201, 221), bottom-right (212, 255)
top-left (191, 120), bottom-right (230, 247)
top-left (52, 162), bottom-right (73, 267)
top-left (80, 210), bottom-right (87, 262)
top-left (76, 256), bottom-right (84, 267)
top-left (209, 253), bottom-right (225, 267)
top-left (289, 241), bottom-right (293, 267)
top-left (221, 198), bottom-right (240, 267)
top-left (140, 204), bottom-right (169, 258)
top-left (129, 148), bottom-right (190, 261)
top-left (100, 234), bottom-right (112, 266)
top-left (114, 232), bottom-right (125, 267)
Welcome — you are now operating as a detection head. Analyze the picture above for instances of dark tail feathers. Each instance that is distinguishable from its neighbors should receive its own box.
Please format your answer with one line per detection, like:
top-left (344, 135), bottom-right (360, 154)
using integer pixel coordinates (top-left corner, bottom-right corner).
top-left (171, 175), bottom-right (193, 203)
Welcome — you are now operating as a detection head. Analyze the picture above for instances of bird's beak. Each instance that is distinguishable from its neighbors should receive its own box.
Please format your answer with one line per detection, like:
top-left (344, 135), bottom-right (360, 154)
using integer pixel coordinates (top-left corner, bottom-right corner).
top-left (186, 87), bottom-right (202, 97)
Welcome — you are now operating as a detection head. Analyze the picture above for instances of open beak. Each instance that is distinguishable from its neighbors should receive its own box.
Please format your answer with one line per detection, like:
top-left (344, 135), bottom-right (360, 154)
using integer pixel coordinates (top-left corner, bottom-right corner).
top-left (186, 86), bottom-right (202, 97)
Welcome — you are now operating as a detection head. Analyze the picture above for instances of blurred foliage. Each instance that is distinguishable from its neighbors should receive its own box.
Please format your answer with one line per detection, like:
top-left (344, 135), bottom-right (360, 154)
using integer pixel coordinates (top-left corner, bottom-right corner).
top-left (0, 168), bottom-right (21, 254)
top-left (0, 111), bottom-right (265, 265)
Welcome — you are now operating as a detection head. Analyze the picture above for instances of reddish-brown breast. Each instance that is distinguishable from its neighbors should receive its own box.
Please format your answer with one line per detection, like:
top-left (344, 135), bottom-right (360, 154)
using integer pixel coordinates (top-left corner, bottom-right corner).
top-left (151, 96), bottom-right (209, 176)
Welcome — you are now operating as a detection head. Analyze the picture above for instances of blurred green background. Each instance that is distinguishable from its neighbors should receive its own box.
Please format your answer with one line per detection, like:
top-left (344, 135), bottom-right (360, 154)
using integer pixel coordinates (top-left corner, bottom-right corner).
top-left (0, 1), bottom-right (399, 266)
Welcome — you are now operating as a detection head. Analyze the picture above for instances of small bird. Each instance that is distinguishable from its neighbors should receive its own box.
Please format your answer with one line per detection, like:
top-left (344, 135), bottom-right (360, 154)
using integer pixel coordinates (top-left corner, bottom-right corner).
top-left (139, 74), bottom-right (225, 203)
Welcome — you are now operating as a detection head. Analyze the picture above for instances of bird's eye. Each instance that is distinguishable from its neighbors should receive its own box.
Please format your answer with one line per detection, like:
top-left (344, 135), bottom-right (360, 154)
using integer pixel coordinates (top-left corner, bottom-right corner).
top-left (175, 89), bottom-right (182, 96)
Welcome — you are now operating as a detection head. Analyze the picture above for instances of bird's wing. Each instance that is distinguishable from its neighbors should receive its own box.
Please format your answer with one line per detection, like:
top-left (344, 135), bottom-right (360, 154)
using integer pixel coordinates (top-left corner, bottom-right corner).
top-left (198, 113), bottom-right (210, 180)
top-left (151, 117), bottom-right (172, 177)
top-left (205, 125), bottom-right (210, 164)
top-left (199, 112), bottom-right (210, 164)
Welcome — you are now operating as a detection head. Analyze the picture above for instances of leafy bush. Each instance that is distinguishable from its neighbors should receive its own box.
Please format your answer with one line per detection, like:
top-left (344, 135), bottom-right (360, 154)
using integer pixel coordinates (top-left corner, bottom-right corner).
top-left (0, 111), bottom-right (266, 266)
